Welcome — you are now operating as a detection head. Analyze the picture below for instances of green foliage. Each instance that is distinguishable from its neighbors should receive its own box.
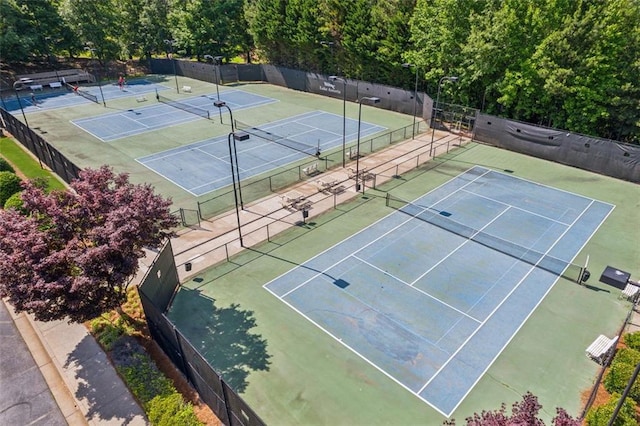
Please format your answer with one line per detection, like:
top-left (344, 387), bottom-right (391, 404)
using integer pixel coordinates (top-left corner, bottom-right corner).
top-left (117, 351), bottom-right (175, 405)
top-left (623, 331), bottom-right (640, 351)
top-left (585, 392), bottom-right (637, 426)
top-left (3, 191), bottom-right (24, 211)
top-left (0, 171), bottom-right (23, 207)
top-left (603, 347), bottom-right (640, 403)
top-left (0, 137), bottom-right (65, 191)
top-left (0, 157), bottom-right (15, 173)
top-left (90, 316), bottom-right (136, 351)
top-left (147, 393), bottom-right (202, 426)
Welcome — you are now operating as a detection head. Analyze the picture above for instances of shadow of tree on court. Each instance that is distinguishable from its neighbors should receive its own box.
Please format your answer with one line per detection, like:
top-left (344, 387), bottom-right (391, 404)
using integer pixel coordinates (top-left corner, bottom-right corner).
top-left (168, 286), bottom-right (271, 393)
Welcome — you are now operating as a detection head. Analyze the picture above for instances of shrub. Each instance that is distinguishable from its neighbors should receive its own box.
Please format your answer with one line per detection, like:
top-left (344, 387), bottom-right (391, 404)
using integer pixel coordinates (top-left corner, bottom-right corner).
top-left (0, 157), bottom-right (14, 173)
top-left (0, 171), bottom-right (22, 206)
top-left (113, 338), bottom-right (175, 405)
top-left (90, 315), bottom-right (136, 351)
top-left (147, 393), bottom-right (202, 426)
top-left (623, 331), bottom-right (640, 351)
top-left (603, 347), bottom-right (640, 403)
top-left (3, 191), bottom-right (23, 211)
top-left (585, 392), bottom-right (637, 426)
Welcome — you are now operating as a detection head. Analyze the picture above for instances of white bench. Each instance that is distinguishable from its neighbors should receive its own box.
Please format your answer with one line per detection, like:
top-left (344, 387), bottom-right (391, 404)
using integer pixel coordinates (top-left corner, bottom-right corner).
top-left (182, 85), bottom-right (192, 93)
top-left (49, 82), bottom-right (62, 89)
top-left (136, 96), bottom-right (148, 103)
top-left (586, 335), bottom-right (618, 365)
top-left (303, 162), bottom-right (318, 176)
top-left (621, 283), bottom-right (640, 302)
top-left (30, 84), bottom-right (43, 91)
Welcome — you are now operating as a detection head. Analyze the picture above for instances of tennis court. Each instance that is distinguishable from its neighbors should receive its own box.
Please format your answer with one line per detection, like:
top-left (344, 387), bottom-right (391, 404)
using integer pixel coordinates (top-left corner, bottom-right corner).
top-left (264, 165), bottom-right (612, 416)
top-left (137, 110), bottom-right (386, 196)
top-left (1, 78), bottom-right (169, 113)
top-left (70, 89), bottom-right (277, 142)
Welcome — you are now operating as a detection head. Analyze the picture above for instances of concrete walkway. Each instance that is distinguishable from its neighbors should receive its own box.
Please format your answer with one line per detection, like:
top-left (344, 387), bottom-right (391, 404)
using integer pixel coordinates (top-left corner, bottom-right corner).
top-left (3, 300), bottom-right (147, 425)
top-left (2, 130), bottom-right (464, 425)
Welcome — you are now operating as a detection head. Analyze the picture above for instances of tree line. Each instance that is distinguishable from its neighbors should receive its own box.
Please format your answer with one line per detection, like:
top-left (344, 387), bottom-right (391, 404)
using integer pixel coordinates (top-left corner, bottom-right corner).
top-left (1, 0), bottom-right (638, 143)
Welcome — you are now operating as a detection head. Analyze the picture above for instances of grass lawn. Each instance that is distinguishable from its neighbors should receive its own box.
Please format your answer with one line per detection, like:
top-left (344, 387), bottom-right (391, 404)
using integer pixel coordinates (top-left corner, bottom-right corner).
top-left (0, 135), bottom-right (66, 191)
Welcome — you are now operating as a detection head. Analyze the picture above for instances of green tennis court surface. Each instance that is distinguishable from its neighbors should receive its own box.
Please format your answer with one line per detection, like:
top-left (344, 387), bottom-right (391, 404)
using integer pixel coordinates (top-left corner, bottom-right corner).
top-left (72, 89), bottom-right (277, 141)
top-left (264, 165), bottom-right (611, 416)
top-left (2, 78), bottom-right (169, 113)
top-left (167, 143), bottom-right (637, 425)
top-left (137, 110), bottom-right (385, 196)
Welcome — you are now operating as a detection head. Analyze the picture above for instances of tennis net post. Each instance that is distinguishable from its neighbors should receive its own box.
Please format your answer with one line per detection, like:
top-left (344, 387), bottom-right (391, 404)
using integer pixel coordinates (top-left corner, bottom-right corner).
top-left (385, 193), bottom-right (585, 282)
top-left (235, 119), bottom-right (321, 158)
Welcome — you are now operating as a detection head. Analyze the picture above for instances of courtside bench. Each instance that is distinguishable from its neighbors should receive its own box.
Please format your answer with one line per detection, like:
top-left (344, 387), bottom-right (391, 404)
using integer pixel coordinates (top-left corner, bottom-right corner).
top-left (586, 334), bottom-right (618, 365)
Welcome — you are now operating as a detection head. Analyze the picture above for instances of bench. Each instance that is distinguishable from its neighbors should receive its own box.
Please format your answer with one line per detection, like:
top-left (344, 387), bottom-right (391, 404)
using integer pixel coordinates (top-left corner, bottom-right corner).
top-left (621, 283), bottom-right (639, 302)
top-left (136, 96), bottom-right (148, 103)
top-left (49, 82), bottom-right (62, 89)
top-left (316, 177), bottom-right (338, 193)
top-left (303, 162), bottom-right (318, 176)
top-left (30, 84), bottom-right (43, 91)
top-left (182, 85), bottom-right (192, 93)
top-left (586, 335), bottom-right (618, 365)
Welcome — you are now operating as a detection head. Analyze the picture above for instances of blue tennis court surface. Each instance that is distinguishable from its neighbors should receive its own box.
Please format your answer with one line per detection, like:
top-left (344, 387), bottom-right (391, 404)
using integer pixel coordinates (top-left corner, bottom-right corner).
top-left (264, 166), bottom-right (614, 417)
top-left (71, 89), bottom-right (276, 142)
top-left (137, 110), bottom-right (386, 196)
top-left (1, 79), bottom-right (169, 113)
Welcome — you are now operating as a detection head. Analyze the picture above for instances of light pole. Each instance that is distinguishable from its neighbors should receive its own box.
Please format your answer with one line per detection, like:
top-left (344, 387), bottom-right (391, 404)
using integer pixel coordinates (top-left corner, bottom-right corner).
top-left (329, 76), bottom-right (347, 167)
top-left (402, 63), bottom-right (419, 139)
top-left (204, 54), bottom-right (224, 123)
top-left (355, 96), bottom-right (380, 194)
top-left (215, 100), bottom-right (245, 209)
top-left (227, 131), bottom-right (250, 247)
top-left (430, 76), bottom-right (459, 157)
top-left (84, 46), bottom-right (106, 107)
top-left (164, 39), bottom-right (179, 93)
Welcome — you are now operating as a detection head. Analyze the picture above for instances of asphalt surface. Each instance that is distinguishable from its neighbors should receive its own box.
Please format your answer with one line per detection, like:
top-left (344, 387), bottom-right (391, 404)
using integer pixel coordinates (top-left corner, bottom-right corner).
top-left (0, 301), bottom-right (67, 425)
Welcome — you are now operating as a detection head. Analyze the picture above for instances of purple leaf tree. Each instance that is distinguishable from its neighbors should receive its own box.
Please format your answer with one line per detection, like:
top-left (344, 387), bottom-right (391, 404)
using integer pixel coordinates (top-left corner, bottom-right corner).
top-left (0, 166), bottom-right (178, 323)
top-left (443, 392), bottom-right (580, 426)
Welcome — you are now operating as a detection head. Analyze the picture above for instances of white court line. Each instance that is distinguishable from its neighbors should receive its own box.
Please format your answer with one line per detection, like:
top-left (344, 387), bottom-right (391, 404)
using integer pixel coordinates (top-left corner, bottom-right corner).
top-left (276, 168), bottom-right (492, 299)
top-left (458, 188), bottom-right (572, 226)
top-left (417, 199), bottom-right (596, 413)
top-left (352, 254), bottom-right (480, 323)
top-left (408, 206), bottom-right (513, 287)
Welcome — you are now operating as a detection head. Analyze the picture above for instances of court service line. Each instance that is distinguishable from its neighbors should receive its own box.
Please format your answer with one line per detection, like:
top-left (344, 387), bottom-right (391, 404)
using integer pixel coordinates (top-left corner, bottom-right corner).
top-left (277, 169), bottom-right (493, 299)
top-left (352, 254), bottom-right (481, 323)
top-left (484, 168), bottom-right (615, 208)
top-left (417, 198), bottom-right (596, 406)
top-left (408, 206), bottom-right (512, 288)
top-left (262, 284), bottom-right (440, 412)
top-left (458, 188), bottom-right (572, 226)
top-left (263, 166), bottom-right (487, 293)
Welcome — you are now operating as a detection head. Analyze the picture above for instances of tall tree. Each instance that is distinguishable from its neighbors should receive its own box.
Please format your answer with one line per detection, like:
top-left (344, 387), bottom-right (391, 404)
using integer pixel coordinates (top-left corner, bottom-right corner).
top-left (58, 0), bottom-right (122, 61)
top-left (0, 166), bottom-right (178, 323)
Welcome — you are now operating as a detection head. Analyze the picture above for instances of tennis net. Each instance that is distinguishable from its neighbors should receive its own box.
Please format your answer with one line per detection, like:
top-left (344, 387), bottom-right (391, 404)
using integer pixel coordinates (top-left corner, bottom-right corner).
top-left (156, 91), bottom-right (210, 119)
top-left (65, 83), bottom-right (99, 104)
top-left (235, 119), bottom-right (320, 157)
top-left (386, 194), bottom-right (584, 282)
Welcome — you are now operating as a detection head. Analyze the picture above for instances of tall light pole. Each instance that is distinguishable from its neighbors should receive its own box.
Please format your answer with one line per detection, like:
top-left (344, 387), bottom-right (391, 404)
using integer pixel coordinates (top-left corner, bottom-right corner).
top-left (355, 96), bottom-right (380, 194)
top-left (430, 76), bottom-right (459, 157)
top-left (204, 54), bottom-right (224, 124)
top-left (164, 39), bottom-right (179, 93)
top-left (215, 100), bottom-right (246, 210)
top-left (227, 131), bottom-right (250, 247)
top-left (329, 76), bottom-right (347, 167)
top-left (402, 63), bottom-right (419, 139)
top-left (84, 45), bottom-right (106, 107)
